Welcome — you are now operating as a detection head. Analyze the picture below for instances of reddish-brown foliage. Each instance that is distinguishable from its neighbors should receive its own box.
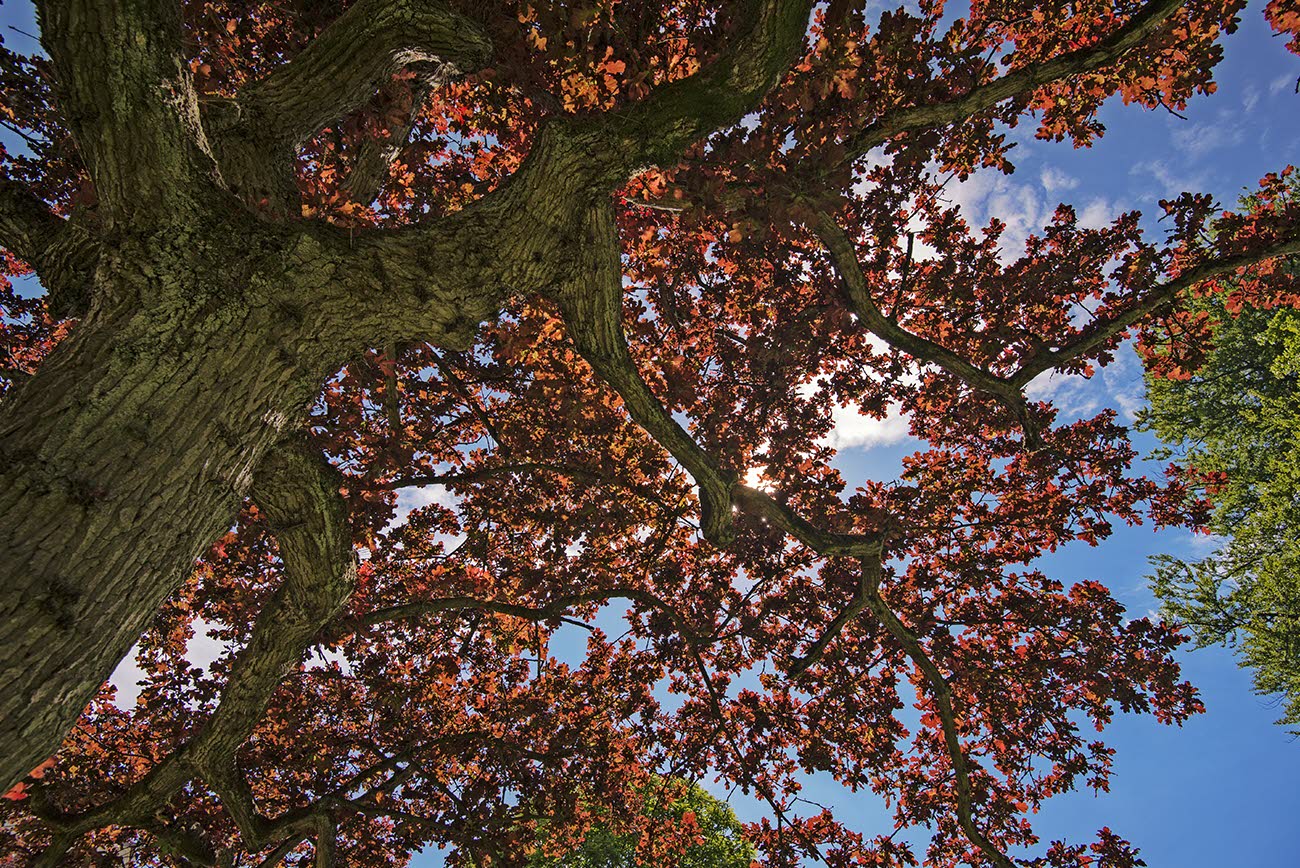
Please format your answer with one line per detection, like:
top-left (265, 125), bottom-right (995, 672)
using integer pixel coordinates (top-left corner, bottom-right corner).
top-left (2, 0), bottom-right (1298, 866)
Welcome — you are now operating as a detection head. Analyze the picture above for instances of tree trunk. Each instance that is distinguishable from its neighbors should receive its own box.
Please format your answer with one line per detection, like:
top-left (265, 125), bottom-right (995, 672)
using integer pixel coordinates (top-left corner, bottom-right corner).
top-left (0, 230), bottom-right (326, 789)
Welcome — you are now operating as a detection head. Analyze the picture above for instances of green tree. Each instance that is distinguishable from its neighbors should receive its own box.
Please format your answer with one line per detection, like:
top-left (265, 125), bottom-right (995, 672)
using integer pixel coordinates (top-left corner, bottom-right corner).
top-left (530, 781), bottom-right (755, 868)
top-left (1142, 292), bottom-right (1300, 731)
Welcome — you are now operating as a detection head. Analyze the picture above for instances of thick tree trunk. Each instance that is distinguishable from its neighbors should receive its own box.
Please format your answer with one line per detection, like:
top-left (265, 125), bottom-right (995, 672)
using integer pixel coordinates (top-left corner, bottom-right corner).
top-left (0, 232), bottom-right (325, 790)
top-left (0, 0), bottom-right (820, 795)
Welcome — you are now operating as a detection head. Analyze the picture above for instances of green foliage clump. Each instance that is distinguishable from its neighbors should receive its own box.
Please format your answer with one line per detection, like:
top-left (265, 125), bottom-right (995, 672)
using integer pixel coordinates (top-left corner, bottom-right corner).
top-left (529, 780), bottom-right (755, 868)
top-left (1142, 299), bottom-right (1300, 731)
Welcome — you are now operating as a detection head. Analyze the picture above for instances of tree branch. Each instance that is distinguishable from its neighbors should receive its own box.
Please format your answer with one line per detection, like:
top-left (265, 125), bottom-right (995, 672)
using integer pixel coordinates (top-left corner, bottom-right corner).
top-left (552, 200), bottom-right (894, 557)
top-left (816, 212), bottom-right (1300, 447)
top-left (34, 0), bottom-right (216, 219)
top-left (860, 565), bottom-right (1015, 868)
top-left (835, 0), bottom-right (1189, 168)
top-left (554, 199), bottom-right (739, 543)
top-left (588, 0), bottom-right (816, 178)
top-left (355, 588), bottom-right (709, 648)
top-left (342, 71), bottom-right (445, 205)
top-left (189, 438), bottom-right (358, 777)
top-left (0, 179), bottom-right (66, 265)
top-left (374, 461), bottom-right (605, 490)
top-left (314, 813), bottom-right (337, 868)
top-left (251, 837), bottom-right (307, 868)
top-left (32, 437), bottom-right (356, 843)
top-left (309, 1), bottom-right (813, 353)
top-left (1008, 235), bottom-right (1300, 389)
top-left (786, 554), bottom-right (883, 677)
top-left (225, 0), bottom-right (490, 150)
top-left (202, 0), bottom-right (488, 213)
top-left (810, 210), bottom-right (1041, 445)
top-left (0, 179), bottom-right (100, 317)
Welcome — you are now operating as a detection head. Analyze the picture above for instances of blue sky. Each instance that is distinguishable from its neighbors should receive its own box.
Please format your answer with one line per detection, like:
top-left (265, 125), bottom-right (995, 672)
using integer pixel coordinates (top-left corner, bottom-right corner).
top-left (3, 0), bottom-right (1298, 864)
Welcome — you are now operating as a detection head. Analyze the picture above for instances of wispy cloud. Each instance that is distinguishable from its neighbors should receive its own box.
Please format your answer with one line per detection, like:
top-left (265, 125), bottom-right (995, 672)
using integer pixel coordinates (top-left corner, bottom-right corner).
top-left (1129, 158), bottom-right (1207, 198)
top-left (1269, 72), bottom-right (1297, 96)
top-left (1170, 119), bottom-right (1245, 161)
top-left (1040, 165), bottom-right (1080, 194)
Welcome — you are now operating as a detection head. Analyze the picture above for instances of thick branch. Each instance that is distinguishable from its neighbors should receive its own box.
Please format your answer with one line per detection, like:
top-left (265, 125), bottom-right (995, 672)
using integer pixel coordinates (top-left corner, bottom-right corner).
top-left (342, 72), bottom-right (445, 205)
top-left (837, 0), bottom-right (1188, 167)
top-left (251, 837), bottom-right (307, 868)
top-left (203, 0), bottom-right (487, 213)
top-left (0, 179), bottom-right (100, 318)
top-left (33, 438), bottom-right (356, 842)
top-left (191, 438), bottom-right (357, 803)
top-left (589, 0), bottom-right (816, 177)
top-left (227, 0), bottom-right (490, 150)
top-left (34, 0), bottom-right (216, 219)
top-left (861, 567), bottom-right (1015, 868)
top-left (1008, 235), bottom-right (1300, 388)
top-left (0, 179), bottom-right (66, 265)
top-left (314, 814), bottom-right (337, 868)
top-left (314, 1), bottom-right (811, 351)
top-left (555, 199), bottom-right (738, 543)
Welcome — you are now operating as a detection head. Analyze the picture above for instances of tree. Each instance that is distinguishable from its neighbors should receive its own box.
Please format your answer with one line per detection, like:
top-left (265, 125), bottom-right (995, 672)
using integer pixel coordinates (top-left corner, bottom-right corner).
top-left (0, 0), bottom-right (1298, 864)
top-left (1140, 229), bottom-right (1300, 731)
top-left (527, 778), bottom-right (756, 868)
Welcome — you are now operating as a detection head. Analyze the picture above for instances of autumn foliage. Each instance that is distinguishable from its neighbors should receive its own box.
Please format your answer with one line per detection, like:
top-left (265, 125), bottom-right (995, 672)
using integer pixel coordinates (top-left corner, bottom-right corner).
top-left (1, 0), bottom-right (1299, 866)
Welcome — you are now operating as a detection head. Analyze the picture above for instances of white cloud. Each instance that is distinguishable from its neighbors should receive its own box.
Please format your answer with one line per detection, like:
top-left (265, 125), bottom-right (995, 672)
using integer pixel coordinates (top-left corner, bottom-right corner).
top-left (903, 212), bottom-right (940, 262)
top-left (390, 483), bottom-right (459, 530)
top-left (743, 464), bottom-right (775, 491)
top-left (186, 618), bottom-right (226, 671)
top-left (798, 374), bottom-right (914, 452)
top-left (1024, 343), bottom-right (1149, 425)
top-left (942, 170), bottom-right (1046, 259)
top-left (821, 400), bottom-right (912, 450)
top-left (851, 146), bottom-right (894, 198)
top-left (1170, 120), bottom-right (1244, 161)
top-left (1077, 198), bottom-right (1120, 230)
top-left (305, 645), bottom-right (353, 675)
top-left (108, 617), bottom-right (228, 709)
top-left (1040, 166), bottom-right (1079, 193)
top-left (108, 648), bottom-right (145, 709)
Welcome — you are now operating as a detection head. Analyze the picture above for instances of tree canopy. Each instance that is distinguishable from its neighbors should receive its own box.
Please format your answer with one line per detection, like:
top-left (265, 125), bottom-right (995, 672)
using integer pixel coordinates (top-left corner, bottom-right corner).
top-left (1142, 250), bottom-right (1300, 731)
top-left (1, 0), bottom-right (1299, 866)
top-left (527, 778), bottom-right (756, 868)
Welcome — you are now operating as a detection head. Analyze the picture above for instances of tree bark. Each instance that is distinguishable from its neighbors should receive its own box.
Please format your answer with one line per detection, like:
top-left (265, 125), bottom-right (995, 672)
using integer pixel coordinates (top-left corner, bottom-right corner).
top-left (0, 226), bottom-right (324, 789)
top-left (0, 0), bottom-right (820, 792)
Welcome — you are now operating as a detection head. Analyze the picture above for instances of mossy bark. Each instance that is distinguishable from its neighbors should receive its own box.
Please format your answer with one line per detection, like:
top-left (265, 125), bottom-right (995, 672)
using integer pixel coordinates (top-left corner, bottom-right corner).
top-left (0, 0), bottom-right (818, 793)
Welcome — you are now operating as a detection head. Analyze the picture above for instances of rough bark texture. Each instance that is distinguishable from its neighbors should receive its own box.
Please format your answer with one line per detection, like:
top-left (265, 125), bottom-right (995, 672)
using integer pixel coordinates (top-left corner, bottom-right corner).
top-left (0, 224), bottom-right (329, 792)
top-left (0, 0), bottom-right (819, 793)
